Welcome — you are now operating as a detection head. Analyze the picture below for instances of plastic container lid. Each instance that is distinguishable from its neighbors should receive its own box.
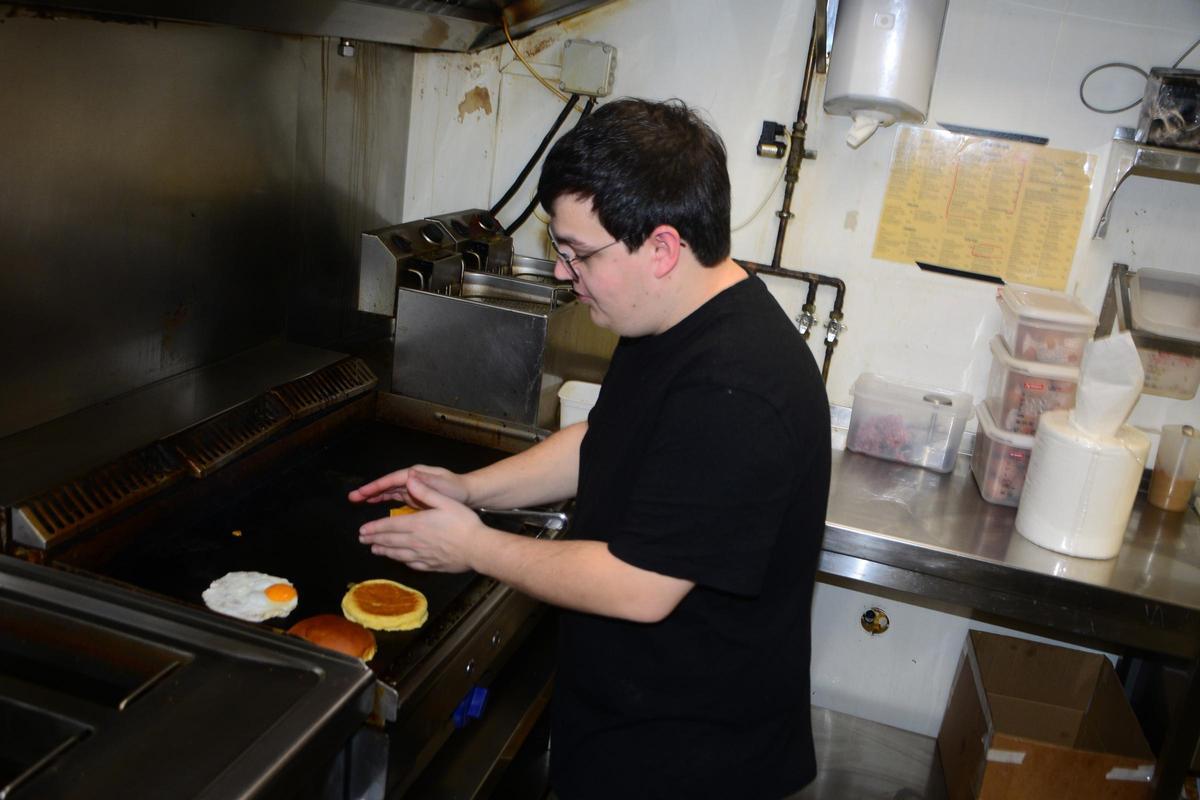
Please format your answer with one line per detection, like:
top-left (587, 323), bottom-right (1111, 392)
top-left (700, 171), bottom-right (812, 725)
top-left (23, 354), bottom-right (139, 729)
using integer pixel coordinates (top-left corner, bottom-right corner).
top-left (999, 284), bottom-right (1097, 328)
top-left (975, 401), bottom-right (1035, 450)
top-left (850, 373), bottom-right (973, 418)
top-left (1128, 268), bottom-right (1200, 344)
top-left (558, 380), bottom-right (601, 405)
top-left (988, 336), bottom-right (1081, 380)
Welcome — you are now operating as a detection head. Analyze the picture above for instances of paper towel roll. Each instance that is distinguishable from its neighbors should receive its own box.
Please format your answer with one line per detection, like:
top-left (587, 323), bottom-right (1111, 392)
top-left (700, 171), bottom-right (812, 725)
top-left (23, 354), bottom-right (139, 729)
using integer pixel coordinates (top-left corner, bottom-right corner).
top-left (1015, 410), bottom-right (1150, 559)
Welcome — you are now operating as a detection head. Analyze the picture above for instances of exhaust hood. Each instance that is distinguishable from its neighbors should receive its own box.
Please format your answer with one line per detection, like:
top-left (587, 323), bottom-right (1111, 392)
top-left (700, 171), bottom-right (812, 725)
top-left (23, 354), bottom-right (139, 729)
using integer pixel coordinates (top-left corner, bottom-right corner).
top-left (11, 0), bottom-right (618, 52)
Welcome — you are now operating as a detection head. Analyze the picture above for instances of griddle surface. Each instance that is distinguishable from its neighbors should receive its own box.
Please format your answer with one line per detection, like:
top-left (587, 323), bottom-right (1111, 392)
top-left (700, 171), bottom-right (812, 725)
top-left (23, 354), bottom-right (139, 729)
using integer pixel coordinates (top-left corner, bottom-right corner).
top-left (99, 421), bottom-right (510, 680)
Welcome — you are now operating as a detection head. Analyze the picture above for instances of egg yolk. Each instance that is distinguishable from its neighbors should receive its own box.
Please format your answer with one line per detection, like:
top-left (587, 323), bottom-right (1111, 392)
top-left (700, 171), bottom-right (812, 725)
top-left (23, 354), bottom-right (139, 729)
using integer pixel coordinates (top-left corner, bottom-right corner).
top-left (265, 583), bottom-right (297, 602)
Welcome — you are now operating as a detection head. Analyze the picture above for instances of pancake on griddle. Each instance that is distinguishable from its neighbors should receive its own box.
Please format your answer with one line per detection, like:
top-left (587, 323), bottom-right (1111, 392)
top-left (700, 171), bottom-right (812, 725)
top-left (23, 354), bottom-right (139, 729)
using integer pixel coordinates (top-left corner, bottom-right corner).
top-left (342, 579), bottom-right (429, 631)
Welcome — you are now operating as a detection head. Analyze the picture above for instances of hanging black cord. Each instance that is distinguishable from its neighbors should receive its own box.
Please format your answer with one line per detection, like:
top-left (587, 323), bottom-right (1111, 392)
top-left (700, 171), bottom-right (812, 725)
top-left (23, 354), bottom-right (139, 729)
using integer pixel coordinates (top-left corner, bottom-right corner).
top-left (490, 93), bottom-right (581, 216)
top-left (1078, 34), bottom-right (1200, 114)
top-left (504, 97), bottom-right (598, 236)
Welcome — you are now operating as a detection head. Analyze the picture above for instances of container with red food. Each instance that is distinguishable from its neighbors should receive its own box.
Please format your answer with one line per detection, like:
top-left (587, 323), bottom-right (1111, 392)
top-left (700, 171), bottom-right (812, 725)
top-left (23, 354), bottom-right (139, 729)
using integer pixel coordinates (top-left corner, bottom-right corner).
top-left (971, 402), bottom-right (1035, 507)
top-left (846, 373), bottom-right (973, 473)
top-left (997, 284), bottom-right (1096, 367)
top-left (985, 336), bottom-right (1079, 435)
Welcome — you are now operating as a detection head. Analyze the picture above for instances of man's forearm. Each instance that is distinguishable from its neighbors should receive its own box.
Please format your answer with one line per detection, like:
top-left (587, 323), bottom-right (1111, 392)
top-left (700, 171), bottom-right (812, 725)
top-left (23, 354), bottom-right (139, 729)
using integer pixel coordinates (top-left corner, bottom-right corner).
top-left (468, 531), bottom-right (692, 624)
top-left (464, 423), bottom-right (585, 508)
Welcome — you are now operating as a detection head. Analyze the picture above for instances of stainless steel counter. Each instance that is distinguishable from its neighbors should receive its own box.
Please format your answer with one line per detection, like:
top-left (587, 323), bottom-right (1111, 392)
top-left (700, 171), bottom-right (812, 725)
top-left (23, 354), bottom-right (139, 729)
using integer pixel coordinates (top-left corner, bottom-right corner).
top-left (819, 448), bottom-right (1200, 799)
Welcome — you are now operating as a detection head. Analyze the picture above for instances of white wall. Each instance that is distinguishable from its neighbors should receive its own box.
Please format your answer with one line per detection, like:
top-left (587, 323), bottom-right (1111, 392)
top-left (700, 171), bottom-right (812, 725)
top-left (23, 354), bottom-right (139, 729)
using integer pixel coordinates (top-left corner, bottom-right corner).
top-left (402, 0), bottom-right (1200, 733)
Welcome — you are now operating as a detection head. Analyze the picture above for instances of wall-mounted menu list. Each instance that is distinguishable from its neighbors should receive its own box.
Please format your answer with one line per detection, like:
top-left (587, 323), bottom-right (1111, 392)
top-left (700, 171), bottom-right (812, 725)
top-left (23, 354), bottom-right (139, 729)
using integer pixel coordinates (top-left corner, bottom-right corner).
top-left (872, 126), bottom-right (1095, 290)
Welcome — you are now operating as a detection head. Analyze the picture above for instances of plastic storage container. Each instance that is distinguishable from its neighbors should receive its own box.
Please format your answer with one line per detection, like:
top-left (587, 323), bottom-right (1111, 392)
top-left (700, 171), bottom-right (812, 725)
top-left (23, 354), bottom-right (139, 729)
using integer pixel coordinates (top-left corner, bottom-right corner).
top-left (986, 336), bottom-right (1080, 435)
top-left (1149, 424), bottom-right (1200, 512)
top-left (997, 284), bottom-right (1096, 366)
top-left (971, 403), bottom-right (1035, 507)
top-left (846, 374), bottom-right (972, 473)
top-left (1127, 268), bottom-right (1200, 400)
top-left (558, 380), bottom-right (601, 428)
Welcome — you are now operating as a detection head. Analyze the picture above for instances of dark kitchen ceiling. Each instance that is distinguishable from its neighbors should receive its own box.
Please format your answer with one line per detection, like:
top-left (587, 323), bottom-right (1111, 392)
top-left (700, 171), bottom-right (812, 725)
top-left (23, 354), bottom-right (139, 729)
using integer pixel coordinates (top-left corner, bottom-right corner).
top-left (11, 0), bottom-right (621, 52)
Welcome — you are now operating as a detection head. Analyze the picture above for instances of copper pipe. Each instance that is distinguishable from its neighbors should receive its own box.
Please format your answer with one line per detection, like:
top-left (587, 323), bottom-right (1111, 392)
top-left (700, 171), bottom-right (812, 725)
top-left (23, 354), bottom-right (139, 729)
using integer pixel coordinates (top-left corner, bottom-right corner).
top-left (770, 12), bottom-right (823, 269)
top-left (738, 259), bottom-right (846, 383)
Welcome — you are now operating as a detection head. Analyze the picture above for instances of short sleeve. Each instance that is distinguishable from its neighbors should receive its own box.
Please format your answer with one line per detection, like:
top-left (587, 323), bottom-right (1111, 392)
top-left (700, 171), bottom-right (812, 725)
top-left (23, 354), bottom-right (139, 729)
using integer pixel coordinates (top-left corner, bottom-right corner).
top-left (606, 382), bottom-right (797, 596)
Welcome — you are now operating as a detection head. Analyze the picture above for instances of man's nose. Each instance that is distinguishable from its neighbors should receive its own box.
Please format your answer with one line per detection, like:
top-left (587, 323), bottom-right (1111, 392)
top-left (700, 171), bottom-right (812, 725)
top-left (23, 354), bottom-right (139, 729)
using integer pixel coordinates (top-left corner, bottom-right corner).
top-left (553, 258), bottom-right (574, 282)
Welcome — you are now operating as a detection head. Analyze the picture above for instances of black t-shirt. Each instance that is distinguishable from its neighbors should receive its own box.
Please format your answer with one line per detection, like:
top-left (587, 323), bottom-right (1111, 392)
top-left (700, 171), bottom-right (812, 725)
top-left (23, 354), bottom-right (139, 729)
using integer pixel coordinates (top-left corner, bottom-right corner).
top-left (550, 274), bottom-right (831, 800)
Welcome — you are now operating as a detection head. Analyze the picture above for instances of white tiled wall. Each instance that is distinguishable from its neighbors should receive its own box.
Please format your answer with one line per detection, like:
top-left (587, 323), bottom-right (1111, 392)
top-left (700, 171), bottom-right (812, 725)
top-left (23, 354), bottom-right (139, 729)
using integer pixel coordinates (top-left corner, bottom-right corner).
top-left (402, 0), bottom-right (1200, 733)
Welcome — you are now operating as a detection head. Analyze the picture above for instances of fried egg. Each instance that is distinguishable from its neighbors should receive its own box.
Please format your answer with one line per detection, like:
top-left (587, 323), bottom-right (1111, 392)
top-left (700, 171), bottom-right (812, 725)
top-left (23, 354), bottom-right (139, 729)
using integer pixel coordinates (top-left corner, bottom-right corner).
top-left (202, 571), bottom-right (298, 622)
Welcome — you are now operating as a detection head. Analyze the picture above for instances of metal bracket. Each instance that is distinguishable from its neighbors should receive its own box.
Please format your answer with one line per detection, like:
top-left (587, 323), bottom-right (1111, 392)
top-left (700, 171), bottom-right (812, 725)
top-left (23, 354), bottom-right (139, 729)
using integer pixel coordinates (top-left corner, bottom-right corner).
top-left (1094, 128), bottom-right (1200, 239)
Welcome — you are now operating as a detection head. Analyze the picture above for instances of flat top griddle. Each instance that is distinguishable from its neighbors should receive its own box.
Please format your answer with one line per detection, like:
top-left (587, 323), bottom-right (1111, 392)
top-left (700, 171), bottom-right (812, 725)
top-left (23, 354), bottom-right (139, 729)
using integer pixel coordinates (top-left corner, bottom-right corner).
top-left (97, 420), bottom-right (512, 684)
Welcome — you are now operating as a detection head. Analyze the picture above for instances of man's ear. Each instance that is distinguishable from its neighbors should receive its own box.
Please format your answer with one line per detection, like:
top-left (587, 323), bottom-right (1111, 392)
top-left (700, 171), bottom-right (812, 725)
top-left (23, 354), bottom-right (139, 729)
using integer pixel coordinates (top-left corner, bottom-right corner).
top-left (647, 224), bottom-right (684, 279)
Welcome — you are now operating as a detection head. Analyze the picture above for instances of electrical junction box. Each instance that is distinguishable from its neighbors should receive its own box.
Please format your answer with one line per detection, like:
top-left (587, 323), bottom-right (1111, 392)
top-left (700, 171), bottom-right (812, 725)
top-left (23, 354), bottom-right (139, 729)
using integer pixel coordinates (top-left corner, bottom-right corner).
top-left (559, 39), bottom-right (616, 97)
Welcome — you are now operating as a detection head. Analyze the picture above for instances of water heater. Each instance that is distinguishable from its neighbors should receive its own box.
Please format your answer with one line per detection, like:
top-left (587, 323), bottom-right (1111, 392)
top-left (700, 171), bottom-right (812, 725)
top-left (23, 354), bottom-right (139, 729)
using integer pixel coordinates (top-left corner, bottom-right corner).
top-left (823, 0), bottom-right (949, 148)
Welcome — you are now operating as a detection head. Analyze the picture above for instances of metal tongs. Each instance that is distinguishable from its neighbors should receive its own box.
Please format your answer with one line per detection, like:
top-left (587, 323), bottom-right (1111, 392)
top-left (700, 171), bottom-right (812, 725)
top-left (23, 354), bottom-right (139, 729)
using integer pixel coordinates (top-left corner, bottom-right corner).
top-left (475, 507), bottom-right (569, 532)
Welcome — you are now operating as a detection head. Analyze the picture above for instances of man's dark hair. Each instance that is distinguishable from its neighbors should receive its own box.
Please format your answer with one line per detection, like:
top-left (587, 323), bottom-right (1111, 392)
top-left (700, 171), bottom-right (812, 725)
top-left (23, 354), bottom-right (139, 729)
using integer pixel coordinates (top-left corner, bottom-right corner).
top-left (538, 98), bottom-right (732, 267)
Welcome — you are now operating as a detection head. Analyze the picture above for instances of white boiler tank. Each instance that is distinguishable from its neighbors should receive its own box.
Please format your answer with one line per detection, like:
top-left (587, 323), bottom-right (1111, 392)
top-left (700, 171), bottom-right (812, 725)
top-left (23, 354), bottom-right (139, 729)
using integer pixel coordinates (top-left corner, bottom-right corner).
top-left (823, 0), bottom-right (949, 147)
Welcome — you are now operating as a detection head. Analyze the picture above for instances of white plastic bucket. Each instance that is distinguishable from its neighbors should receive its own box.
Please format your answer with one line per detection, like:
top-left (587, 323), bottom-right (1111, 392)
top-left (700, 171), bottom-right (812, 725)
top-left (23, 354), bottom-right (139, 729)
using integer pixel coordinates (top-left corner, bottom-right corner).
top-left (557, 381), bottom-right (601, 428)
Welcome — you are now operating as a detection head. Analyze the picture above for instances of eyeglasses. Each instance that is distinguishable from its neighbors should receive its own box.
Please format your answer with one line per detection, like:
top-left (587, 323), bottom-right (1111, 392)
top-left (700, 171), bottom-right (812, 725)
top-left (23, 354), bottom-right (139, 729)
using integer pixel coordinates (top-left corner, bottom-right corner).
top-left (546, 226), bottom-right (621, 282)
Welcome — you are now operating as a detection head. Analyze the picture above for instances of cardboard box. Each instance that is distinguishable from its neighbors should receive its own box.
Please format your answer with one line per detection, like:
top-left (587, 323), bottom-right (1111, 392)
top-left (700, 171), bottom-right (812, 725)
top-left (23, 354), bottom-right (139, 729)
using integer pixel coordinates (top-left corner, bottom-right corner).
top-left (938, 631), bottom-right (1155, 800)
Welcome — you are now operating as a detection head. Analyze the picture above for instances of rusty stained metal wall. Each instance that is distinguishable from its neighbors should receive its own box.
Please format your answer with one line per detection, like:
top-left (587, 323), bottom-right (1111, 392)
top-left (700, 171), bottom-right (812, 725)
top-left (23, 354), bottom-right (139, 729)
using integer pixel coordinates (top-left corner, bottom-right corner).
top-left (0, 10), bottom-right (412, 440)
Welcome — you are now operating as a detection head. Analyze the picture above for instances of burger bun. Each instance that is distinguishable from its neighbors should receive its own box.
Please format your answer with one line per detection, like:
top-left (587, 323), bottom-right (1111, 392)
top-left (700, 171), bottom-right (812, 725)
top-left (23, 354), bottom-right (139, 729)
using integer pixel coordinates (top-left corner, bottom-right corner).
top-left (288, 614), bottom-right (377, 661)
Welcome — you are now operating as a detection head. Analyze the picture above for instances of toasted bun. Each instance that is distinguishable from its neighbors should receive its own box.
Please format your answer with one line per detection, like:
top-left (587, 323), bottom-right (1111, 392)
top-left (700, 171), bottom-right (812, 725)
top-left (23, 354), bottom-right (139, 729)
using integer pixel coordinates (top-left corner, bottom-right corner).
top-left (342, 579), bottom-right (428, 631)
top-left (288, 614), bottom-right (377, 660)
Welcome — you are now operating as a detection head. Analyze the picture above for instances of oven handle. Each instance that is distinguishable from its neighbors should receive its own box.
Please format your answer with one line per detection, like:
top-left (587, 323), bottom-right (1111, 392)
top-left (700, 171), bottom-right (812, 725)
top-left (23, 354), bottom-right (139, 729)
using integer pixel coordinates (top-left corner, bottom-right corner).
top-left (475, 508), bottom-right (568, 532)
top-left (433, 411), bottom-right (543, 443)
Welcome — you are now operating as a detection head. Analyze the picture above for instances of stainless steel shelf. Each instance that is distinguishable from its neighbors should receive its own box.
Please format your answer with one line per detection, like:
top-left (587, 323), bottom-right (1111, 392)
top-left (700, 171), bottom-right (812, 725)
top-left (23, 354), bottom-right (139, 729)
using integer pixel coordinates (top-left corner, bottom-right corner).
top-left (818, 448), bottom-right (1200, 799)
top-left (1094, 128), bottom-right (1200, 239)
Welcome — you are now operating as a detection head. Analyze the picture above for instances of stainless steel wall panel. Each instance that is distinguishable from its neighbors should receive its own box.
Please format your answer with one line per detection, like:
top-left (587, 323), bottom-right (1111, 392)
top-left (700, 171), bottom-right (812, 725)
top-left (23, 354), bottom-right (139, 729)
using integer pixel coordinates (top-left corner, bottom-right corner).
top-left (290, 37), bottom-right (412, 346)
top-left (0, 12), bottom-right (412, 440)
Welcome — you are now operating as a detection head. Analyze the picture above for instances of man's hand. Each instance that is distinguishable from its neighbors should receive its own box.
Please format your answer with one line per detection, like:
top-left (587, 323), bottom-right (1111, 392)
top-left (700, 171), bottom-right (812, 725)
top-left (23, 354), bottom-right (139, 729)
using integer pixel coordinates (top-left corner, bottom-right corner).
top-left (348, 465), bottom-right (471, 509)
top-left (357, 474), bottom-right (486, 573)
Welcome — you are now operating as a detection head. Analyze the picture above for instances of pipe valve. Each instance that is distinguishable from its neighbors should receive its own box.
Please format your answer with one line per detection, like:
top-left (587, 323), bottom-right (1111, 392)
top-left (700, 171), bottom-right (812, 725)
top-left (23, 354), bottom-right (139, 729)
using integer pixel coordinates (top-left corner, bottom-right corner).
top-left (795, 305), bottom-right (818, 337)
top-left (824, 312), bottom-right (845, 345)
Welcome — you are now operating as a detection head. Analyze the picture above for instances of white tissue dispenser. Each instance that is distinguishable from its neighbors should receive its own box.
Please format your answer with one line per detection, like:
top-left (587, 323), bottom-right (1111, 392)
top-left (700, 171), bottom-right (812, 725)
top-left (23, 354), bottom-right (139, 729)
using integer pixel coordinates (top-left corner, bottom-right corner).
top-left (823, 0), bottom-right (949, 147)
top-left (1015, 410), bottom-right (1149, 559)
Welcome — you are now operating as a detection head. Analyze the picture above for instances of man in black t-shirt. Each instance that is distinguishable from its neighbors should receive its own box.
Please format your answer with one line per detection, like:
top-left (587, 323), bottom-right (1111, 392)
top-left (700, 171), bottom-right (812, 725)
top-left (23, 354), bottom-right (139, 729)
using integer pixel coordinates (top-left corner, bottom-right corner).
top-left (351, 98), bottom-right (830, 800)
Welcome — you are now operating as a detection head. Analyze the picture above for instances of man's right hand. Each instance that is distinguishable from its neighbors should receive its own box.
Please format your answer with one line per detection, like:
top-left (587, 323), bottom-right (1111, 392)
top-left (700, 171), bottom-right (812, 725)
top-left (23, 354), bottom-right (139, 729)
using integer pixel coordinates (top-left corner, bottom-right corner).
top-left (348, 465), bottom-right (471, 509)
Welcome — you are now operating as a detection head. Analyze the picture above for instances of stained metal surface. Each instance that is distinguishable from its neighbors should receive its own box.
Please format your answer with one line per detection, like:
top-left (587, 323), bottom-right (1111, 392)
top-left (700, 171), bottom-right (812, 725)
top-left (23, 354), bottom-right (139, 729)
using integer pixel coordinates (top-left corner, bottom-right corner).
top-left (0, 343), bottom-right (346, 507)
top-left (820, 448), bottom-right (1200, 656)
top-left (7, 354), bottom-right (376, 554)
top-left (12, 1), bottom-right (621, 52)
top-left (392, 272), bottom-right (611, 428)
top-left (0, 14), bottom-right (411, 441)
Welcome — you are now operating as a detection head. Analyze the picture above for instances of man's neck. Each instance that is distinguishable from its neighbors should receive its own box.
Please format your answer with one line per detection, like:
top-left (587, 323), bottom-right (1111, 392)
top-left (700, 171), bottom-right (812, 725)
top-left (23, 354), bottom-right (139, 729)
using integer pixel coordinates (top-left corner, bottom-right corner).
top-left (653, 257), bottom-right (748, 334)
